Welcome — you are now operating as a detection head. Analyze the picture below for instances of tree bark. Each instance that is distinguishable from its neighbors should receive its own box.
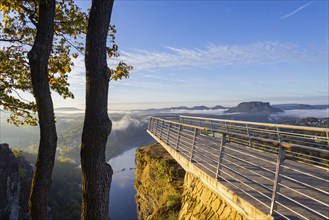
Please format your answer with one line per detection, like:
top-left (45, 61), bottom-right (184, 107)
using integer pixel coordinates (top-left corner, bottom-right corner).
top-left (27, 0), bottom-right (57, 219)
top-left (81, 0), bottom-right (114, 219)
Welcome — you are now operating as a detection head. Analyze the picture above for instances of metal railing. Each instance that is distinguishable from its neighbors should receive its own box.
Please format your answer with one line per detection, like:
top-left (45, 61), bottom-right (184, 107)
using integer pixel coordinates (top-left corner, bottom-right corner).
top-left (147, 115), bottom-right (329, 220)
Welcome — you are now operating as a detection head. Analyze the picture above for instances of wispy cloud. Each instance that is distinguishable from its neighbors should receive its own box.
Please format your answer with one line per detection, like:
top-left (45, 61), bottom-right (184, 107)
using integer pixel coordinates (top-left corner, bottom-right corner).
top-left (280, 1), bottom-right (315, 20)
top-left (108, 41), bottom-right (326, 71)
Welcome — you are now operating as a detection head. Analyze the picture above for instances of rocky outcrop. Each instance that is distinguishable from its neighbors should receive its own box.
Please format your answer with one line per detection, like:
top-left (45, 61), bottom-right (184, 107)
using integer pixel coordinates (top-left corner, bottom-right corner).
top-left (0, 143), bottom-right (21, 219)
top-left (135, 143), bottom-right (185, 220)
top-left (225, 101), bottom-right (283, 114)
top-left (0, 143), bottom-right (33, 220)
top-left (135, 143), bottom-right (246, 220)
top-left (179, 173), bottom-right (244, 220)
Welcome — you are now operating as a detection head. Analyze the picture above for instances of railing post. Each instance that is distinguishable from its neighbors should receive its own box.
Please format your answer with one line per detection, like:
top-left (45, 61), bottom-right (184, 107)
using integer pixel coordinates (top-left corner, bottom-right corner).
top-left (210, 120), bottom-right (215, 137)
top-left (175, 124), bottom-right (182, 151)
top-left (246, 124), bottom-right (252, 147)
top-left (216, 134), bottom-right (226, 179)
top-left (148, 117), bottom-right (151, 131)
top-left (152, 118), bottom-right (156, 133)
top-left (154, 118), bottom-right (158, 136)
top-left (159, 120), bottom-right (164, 140)
top-left (326, 132), bottom-right (329, 145)
top-left (270, 146), bottom-right (286, 216)
top-left (276, 127), bottom-right (282, 142)
top-left (225, 122), bottom-right (230, 141)
top-left (190, 128), bottom-right (198, 161)
top-left (166, 122), bottom-right (171, 145)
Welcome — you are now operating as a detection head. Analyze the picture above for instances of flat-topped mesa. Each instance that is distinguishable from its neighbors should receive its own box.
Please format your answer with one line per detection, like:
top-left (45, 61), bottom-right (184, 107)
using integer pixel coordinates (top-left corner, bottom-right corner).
top-left (225, 101), bottom-right (283, 113)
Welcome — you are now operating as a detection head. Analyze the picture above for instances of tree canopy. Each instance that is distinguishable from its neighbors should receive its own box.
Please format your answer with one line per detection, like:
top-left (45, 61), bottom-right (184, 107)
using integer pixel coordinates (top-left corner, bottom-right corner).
top-left (0, 0), bottom-right (87, 126)
top-left (0, 0), bottom-right (132, 126)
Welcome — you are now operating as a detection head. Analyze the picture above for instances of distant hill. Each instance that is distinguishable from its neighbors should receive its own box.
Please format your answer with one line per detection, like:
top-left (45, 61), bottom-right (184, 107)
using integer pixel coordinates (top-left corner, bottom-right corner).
top-left (273, 103), bottom-right (329, 110)
top-left (225, 102), bottom-right (283, 114)
top-left (145, 105), bottom-right (226, 112)
top-left (55, 107), bottom-right (82, 111)
top-left (210, 105), bottom-right (226, 110)
top-left (189, 105), bottom-right (209, 110)
top-left (273, 104), bottom-right (314, 110)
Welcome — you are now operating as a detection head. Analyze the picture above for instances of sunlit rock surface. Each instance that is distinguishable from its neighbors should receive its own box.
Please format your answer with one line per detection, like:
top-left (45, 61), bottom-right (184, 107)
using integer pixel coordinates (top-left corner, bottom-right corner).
top-left (179, 173), bottom-right (244, 220)
top-left (135, 143), bottom-right (246, 220)
top-left (135, 143), bottom-right (185, 220)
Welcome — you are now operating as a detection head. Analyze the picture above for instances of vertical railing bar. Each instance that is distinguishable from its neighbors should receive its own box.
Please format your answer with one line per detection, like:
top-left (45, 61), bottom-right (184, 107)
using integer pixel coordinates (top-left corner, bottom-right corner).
top-left (152, 118), bottom-right (156, 134)
top-left (210, 120), bottom-right (215, 137)
top-left (154, 118), bottom-right (157, 136)
top-left (216, 133), bottom-right (226, 179)
top-left (149, 117), bottom-right (152, 132)
top-left (175, 124), bottom-right (182, 152)
top-left (190, 128), bottom-right (198, 161)
top-left (148, 117), bottom-right (151, 131)
top-left (156, 119), bottom-right (158, 135)
top-left (246, 124), bottom-right (252, 147)
top-left (277, 127), bottom-right (282, 143)
top-left (153, 118), bottom-right (157, 135)
top-left (160, 120), bottom-right (164, 140)
top-left (158, 119), bottom-right (161, 137)
top-left (270, 146), bottom-right (286, 216)
top-left (166, 122), bottom-right (171, 145)
top-left (225, 122), bottom-right (230, 141)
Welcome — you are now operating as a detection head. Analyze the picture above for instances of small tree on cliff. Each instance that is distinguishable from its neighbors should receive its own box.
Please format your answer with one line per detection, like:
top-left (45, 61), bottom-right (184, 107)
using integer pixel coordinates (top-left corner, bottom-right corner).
top-left (81, 0), bottom-right (132, 219)
top-left (1, 0), bottom-right (87, 218)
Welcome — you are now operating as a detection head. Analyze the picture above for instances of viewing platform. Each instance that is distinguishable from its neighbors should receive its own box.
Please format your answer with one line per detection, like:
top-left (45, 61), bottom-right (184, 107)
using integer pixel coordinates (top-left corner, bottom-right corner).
top-left (147, 115), bottom-right (329, 220)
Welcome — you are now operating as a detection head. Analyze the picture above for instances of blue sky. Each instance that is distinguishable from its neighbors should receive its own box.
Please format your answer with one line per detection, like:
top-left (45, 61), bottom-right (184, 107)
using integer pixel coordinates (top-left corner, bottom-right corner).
top-left (53, 0), bottom-right (328, 109)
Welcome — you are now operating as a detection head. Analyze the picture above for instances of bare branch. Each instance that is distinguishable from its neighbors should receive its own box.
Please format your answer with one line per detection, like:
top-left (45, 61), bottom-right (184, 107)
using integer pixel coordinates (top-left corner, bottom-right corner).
top-left (60, 34), bottom-right (85, 55)
top-left (11, 88), bottom-right (31, 103)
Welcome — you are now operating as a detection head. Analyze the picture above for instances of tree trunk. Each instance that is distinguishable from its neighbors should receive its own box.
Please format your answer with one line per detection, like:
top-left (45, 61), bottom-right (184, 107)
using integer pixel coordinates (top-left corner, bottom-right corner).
top-left (81, 0), bottom-right (114, 219)
top-left (27, 0), bottom-right (57, 219)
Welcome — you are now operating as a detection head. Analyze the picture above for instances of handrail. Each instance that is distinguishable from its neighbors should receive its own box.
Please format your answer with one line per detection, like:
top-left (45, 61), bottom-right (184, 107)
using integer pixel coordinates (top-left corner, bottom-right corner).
top-left (153, 115), bottom-right (329, 156)
top-left (179, 115), bottom-right (329, 133)
top-left (151, 116), bottom-right (207, 130)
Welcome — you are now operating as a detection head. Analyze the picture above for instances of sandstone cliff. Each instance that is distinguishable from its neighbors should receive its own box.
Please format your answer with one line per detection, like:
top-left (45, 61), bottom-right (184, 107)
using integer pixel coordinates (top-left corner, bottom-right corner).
top-left (135, 143), bottom-right (185, 220)
top-left (135, 143), bottom-right (246, 220)
top-left (179, 173), bottom-right (244, 220)
top-left (0, 143), bottom-right (33, 220)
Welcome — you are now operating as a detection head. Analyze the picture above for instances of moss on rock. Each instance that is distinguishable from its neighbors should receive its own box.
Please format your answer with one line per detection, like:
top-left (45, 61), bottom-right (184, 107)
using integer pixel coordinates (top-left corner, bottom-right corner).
top-left (135, 143), bottom-right (185, 220)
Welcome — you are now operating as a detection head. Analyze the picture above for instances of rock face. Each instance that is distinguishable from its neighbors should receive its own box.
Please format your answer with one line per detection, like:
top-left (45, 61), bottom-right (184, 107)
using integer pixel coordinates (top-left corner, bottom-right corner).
top-left (225, 101), bottom-right (283, 114)
top-left (178, 173), bottom-right (244, 220)
top-left (135, 143), bottom-right (246, 220)
top-left (0, 143), bottom-right (21, 220)
top-left (0, 143), bottom-right (33, 220)
top-left (135, 143), bottom-right (185, 220)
